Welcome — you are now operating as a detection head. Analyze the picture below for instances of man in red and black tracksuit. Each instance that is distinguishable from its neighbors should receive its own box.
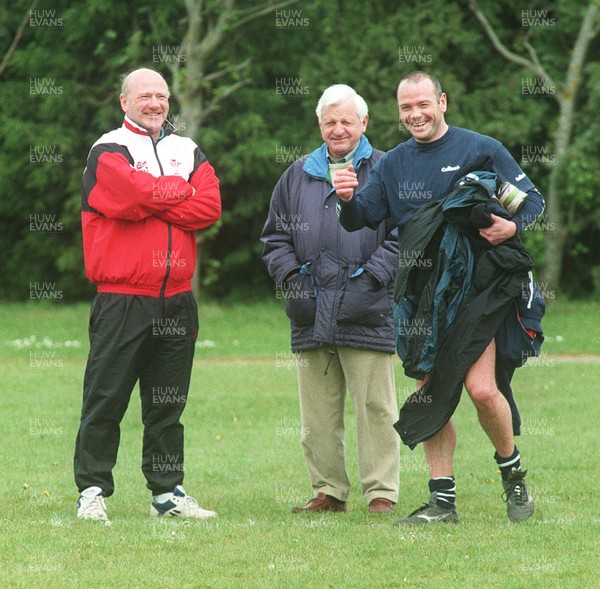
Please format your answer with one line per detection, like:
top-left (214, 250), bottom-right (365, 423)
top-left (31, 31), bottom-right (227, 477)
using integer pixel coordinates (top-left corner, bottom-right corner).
top-left (74, 68), bottom-right (221, 522)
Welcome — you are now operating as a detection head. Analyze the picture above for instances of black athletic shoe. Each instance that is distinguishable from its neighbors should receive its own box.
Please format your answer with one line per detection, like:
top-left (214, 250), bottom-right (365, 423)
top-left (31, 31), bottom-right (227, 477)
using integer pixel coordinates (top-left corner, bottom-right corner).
top-left (502, 468), bottom-right (534, 522)
top-left (395, 492), bottom-right (459, 526)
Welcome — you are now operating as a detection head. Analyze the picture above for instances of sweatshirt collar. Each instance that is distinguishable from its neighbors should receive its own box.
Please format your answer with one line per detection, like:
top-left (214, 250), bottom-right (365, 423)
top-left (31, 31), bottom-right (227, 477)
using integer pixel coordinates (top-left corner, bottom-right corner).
top-left (123, 116), bottom-right (177, 141)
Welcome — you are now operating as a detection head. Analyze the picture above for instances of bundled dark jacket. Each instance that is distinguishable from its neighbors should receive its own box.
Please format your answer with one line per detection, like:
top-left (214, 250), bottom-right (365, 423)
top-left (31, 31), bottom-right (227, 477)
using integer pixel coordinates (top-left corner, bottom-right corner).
top-left (393, 172), bottom-right (541, 448)
top-left (261, 135), bottom-right (398, 352)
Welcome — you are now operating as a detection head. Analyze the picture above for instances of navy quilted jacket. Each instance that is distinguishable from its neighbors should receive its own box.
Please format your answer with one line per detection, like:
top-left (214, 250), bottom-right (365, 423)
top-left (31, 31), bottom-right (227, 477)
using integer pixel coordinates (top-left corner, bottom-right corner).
top-left (261, 135), bottom-right (398, 352)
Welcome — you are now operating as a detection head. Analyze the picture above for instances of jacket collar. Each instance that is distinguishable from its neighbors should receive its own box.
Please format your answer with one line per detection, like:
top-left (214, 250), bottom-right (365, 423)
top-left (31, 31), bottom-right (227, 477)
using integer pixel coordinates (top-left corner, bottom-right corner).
top-left (302, 134), bottom-right (372, 180)
top-left (122, 116), bottom-right (177, 141)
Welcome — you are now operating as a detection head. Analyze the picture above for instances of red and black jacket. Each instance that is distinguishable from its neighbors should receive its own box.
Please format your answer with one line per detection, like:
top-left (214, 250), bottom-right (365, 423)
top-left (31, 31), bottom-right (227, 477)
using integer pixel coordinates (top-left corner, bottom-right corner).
top-left (81, 116), bottom-right (221, 297)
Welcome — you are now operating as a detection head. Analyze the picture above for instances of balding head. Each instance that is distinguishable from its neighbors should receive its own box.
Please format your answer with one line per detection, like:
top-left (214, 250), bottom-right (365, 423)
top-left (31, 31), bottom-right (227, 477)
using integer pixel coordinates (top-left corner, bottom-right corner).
top-left (121, 68), bottom-right (169, 99)
top-left (119, 68), bottom-right (170, 140)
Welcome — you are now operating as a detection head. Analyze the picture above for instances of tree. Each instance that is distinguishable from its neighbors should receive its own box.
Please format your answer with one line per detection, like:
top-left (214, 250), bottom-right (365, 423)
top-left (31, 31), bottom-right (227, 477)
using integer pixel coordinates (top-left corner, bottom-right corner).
top-left (2, 0), bottom-right (600, 302)
top-left (0, 0), bottom-right (39, 76)
top-left (158, 0), bottom-right (300, 298)
top-left (468, 0), bottom-right (600, 292)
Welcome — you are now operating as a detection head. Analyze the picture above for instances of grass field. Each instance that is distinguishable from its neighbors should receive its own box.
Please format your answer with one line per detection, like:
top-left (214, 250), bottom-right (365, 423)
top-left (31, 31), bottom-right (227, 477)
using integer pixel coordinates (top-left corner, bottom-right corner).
top-left (0, 298), bottom-right (598, 588)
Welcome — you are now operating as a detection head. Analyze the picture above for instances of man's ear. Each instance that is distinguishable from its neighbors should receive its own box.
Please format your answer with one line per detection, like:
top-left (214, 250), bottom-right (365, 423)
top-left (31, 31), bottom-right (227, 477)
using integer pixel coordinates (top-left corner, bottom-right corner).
top-left (361, 114), bottom-right (369, 132)
top-left (439, 92), bottom-right (447, 113)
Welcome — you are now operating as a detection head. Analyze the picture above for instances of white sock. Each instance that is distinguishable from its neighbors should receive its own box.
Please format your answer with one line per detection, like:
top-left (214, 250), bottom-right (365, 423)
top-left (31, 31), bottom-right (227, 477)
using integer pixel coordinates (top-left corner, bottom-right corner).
top-left (154, 492), bottom-right (174, 503)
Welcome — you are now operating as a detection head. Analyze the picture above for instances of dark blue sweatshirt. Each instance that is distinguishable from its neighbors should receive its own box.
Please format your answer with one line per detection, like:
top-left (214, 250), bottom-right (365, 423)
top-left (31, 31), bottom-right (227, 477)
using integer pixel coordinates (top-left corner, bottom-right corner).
top-left (339, 126), bottom-right (545, 237)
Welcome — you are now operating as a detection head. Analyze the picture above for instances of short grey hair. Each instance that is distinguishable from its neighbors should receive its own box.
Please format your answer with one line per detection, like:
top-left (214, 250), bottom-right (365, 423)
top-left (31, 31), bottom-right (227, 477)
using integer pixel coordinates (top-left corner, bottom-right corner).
top-left (316, 84), bottom-right (368, 122)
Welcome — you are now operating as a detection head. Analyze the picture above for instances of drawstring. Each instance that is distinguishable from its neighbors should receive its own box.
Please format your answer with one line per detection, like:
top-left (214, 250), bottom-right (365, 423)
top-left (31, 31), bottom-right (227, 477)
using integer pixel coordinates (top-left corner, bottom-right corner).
top-left (324, 349), bottom-right (336, 376)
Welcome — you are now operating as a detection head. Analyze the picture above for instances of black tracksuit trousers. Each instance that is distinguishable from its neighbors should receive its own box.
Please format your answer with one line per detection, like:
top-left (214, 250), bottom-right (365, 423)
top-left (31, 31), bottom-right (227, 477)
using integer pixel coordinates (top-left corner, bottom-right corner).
top-left (74, 291), bottom-right (198, 496)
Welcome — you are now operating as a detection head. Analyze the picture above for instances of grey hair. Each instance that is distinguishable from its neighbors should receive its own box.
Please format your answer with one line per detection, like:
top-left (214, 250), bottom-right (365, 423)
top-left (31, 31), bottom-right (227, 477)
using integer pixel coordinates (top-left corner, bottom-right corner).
top-left (316, 84), bottom-right (368, 122)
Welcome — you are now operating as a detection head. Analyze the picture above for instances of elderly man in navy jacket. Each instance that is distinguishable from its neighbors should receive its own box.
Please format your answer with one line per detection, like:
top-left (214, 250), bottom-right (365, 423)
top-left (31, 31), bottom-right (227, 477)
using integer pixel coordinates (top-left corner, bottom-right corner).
top-left (261, 84), bottom-right (399, 513)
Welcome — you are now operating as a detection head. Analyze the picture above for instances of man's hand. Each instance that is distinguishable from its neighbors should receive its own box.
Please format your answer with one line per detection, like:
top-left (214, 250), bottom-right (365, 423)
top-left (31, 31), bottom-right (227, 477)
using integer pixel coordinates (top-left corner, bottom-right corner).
top-left (333, 165), bottom-right (359, 202)
top-left (479, 214), bottom-right (517, 246)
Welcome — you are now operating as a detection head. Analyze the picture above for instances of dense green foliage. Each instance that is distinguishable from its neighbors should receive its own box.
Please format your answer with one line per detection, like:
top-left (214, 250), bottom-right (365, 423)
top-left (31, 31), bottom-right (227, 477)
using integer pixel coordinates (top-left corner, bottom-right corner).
top-left (1, 0), bottom-right (599, 301)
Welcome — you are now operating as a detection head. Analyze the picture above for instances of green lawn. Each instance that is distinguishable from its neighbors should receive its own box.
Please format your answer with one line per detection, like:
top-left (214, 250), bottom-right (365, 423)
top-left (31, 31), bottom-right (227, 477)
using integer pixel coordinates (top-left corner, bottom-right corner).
top-left (0, 298), bottom-right (598, 588)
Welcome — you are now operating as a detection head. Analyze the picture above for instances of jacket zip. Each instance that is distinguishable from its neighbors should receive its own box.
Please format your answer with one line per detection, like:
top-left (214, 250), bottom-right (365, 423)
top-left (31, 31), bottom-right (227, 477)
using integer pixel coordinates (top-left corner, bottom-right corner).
top-left (316, 162), bottom-right (363, 344)
top-left (151, 137), bottom-right (171, 310)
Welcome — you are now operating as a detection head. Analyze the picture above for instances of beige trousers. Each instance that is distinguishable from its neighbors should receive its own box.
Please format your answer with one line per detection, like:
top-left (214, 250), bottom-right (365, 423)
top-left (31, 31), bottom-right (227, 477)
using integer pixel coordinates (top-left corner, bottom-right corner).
top-left (296, 346), bottom-right (399, 504)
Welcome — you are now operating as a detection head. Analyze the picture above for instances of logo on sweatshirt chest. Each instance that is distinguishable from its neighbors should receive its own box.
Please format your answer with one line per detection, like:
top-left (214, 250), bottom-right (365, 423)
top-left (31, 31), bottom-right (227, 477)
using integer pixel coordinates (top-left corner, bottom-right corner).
top-left (169, 159), bottom-right (182, 175)
top-left (135, 161), bottom-right (149, 173)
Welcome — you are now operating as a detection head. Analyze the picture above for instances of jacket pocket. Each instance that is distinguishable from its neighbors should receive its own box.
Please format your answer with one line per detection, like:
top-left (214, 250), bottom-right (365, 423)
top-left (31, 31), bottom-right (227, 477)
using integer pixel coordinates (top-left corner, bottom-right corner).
top-left (337, 269), bottom-right (391, 327)
top-left (284, 272), bottom-right (317, 326)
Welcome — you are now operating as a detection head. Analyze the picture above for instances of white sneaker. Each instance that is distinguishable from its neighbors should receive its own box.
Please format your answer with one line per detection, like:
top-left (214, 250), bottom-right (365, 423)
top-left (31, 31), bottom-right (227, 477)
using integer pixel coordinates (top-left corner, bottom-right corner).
top-left (77, 486), bottom-right (108, 521)
top-left (150, 485), bottom-right (217, 519)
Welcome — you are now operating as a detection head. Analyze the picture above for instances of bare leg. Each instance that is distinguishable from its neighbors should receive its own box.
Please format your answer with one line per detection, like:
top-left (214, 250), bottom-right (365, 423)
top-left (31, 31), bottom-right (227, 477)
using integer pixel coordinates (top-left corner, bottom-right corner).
top-left (421, 338), bottom-right (513, 478)
top-left (417, 374), bottom-right (456, 478)
top-left (423, 419), bottom-right (456, 478)
top-left (464, 339), bottom-right (514, 457)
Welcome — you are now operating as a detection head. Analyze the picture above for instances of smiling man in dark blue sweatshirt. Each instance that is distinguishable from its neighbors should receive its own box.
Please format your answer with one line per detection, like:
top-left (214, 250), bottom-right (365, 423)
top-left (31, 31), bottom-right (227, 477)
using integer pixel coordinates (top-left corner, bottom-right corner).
top-left (335, 71), bottom-right (545, 525)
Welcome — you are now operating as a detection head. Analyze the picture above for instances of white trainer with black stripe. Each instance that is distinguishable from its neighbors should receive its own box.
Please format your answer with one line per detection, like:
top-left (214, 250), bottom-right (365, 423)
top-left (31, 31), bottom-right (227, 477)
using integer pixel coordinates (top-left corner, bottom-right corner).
top-left (151, 485), bottom-right (217, 519)
top-left (77, 486), bottom-right (108, 521)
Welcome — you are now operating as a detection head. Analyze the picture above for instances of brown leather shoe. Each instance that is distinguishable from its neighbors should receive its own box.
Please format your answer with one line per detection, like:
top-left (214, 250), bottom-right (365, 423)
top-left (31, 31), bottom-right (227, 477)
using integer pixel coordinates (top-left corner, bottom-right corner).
top-left (368, 498), bottom-right (396, 513)
top-left (292, 492), bottom-right (347, 513)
